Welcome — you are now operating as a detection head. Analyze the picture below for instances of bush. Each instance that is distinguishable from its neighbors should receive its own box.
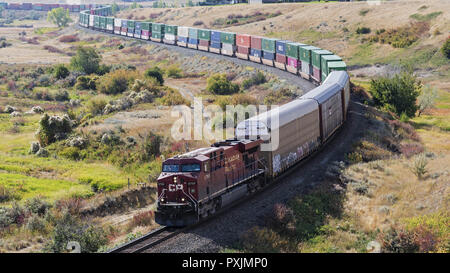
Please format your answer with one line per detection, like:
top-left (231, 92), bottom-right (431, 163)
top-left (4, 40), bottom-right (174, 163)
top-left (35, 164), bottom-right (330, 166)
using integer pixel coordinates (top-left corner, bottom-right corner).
top-left (54, 89), bottom-right (69, 102)
top-left (129, 211), bottom-right (154, 228)
top-left (159, 89), bottom-right (188, 106)
top-left (410, 153), bottom-right (428, 179)
top-left (26, 213), bottom-right (47, 233)
top-left (139, 132), bottom-right (162, 161)
top-left (37, 113), bottom-right (72, 146)
top-left (70, 46), bottom-right (101, 74)
top-left (144, 66), bottom-right (164, 85)
top-left (166, 65), bottom-right (183, 79)
top-left (441, 36), bottom-right (450, 59)
top-left (241, 227), bottom-right (289, 253)
top-left (75, 75), bottom-right (98, 90)
top-left (54, 64), bottom-right (69, 79)
top-left (264, 89), bottom-right (294, 105)
top-left (0, 185), bottom-right (16, 203)
top-left (97, 70), bottom-right (134, 95)
top-left (86, 95), bottom-right (108, 115)
top-left (369, 72), bottom-right (421, 117)
top-left (379, 226), bottom-right (419, 253)
top-left (25, 196), bottom-right (51, 216)
top-left (59, 35), bottom-right (79, 43)
top-left (356, 27), bottom-right (371, 34)
top-left (242, 71), bottom-right (266, 89)
top-left (206, 73), bottom-right (240, 95)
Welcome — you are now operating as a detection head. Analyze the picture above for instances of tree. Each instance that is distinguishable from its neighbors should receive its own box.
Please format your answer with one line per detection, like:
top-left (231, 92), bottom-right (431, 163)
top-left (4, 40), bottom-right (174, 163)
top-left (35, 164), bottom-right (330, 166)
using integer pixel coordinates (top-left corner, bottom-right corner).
top-left (441, 36), bottom-right (450, 59)
top-left (54, 64), bottom-right (69, 79)
top-left (70, 47), bottom-right (101, 74)
top-left (417, 84), bottom-right (438, 116)
top-left (47, 7), bottom-right (72, 27)
top-left (144, 66), bottom-right (164, 85)
top-left (369, 71), bottom-right (421, 118)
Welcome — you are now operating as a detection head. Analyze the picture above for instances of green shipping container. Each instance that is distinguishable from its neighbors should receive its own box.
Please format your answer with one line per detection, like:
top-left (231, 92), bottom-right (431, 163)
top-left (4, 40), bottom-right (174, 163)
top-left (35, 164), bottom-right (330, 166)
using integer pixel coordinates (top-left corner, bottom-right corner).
top-left (100, 17), bottom-right (107, 29)
top-left (311, 49), bottom-right (332, 69)
top-left (152, 23), bottom-right (165, 33)
top-left (141, 22), bottom-right (151, 31)
top-left (285, 42), bottom-right (305, 59)
top-left (188, 28), bottom-right (198, 38)
top-left (198, 29), bottom-right (210, 41)
top-left (262, 38), bottom-right (277, 53)
top-left (94, 16), bottom-right (100, 28)
top-left (299, 45), bottom-right (320, 63)
top-left (127, 20), bottom-right (135, 29)
top-left (321, 55), bottom-right (342, 78)
top-left (152, 32), bottom-right (163, 39)
top-left (325, 61), bottom-right (347, 78)
top-left (165, 25), bottom-right (177, 35)
top-left (221, 32), bottom-right (236, 45)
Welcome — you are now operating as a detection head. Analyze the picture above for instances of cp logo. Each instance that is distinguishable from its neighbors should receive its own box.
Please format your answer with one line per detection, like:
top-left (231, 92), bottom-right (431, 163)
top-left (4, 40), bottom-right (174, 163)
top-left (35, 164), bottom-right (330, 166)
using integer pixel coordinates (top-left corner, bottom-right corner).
top-left (169, 184), bottom-right (183, 192)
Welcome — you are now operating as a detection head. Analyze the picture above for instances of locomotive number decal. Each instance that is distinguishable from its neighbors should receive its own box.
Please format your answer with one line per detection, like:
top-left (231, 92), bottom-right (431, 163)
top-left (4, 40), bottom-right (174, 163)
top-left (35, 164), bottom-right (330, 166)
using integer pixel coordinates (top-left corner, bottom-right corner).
top-left (168, 184), bottom-right (183, 192)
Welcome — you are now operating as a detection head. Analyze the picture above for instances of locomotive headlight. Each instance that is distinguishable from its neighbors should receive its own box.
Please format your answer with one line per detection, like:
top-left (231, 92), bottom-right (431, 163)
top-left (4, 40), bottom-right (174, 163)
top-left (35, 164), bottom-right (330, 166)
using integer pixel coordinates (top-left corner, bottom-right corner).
top-left (181, 197), bottom-right (185, 202)
top-left (173, 177), bottom-right (177, 183)
top-left (160, 198), bottom-right (164, 202)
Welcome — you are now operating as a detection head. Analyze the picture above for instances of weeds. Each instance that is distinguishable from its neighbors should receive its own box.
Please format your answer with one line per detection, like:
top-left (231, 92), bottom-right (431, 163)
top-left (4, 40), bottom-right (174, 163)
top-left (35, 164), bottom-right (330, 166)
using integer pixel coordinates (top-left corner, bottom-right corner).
top-left (410, 154), bottom-right (428, 179)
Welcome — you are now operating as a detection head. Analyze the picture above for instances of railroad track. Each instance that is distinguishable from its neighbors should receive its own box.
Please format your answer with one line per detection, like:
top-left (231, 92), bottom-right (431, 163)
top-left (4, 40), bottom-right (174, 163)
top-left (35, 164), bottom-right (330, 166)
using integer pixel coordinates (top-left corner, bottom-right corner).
top-left (108, 226), bottom-right (183, 253)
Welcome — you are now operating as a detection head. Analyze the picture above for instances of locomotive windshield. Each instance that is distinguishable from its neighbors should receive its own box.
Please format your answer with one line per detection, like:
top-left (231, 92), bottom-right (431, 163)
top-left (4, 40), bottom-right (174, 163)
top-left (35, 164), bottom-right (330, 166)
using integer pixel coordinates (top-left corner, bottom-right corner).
top-left (162, 164), bottom-right (201, 172)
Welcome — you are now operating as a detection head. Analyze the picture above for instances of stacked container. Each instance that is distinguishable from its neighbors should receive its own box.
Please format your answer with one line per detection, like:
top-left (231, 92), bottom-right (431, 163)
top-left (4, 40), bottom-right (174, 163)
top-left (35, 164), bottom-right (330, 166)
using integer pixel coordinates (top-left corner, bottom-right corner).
top-left (188, 28), bottom-right (199, 49)
top-left (326, 61), bottom-right (347, 78)
top-left (141, 22), bottom-right (151, 40)
top-left (93, 16), bottom-right (100, 30)
top-left (249, 36), bottom-right (262, 63)
top-left (285, 42), bottom-right (305, 74)
top-left (121, 20), bottom-right (128, 36)
top-left (321, 55), bottom-right (342, 81)
top-left (210, 31), bottom-right (221, 54)
top-left (311, 49), bottom-right (333, 83)
top-left (22, 3), bottom-right (32, 10)
top-left (236, 34), bottom-right (251, 60)
top-left (177, 26), bottom-right (189, 47)
top-left (261, 38), bottom-right (277, 66)
top-left (299, 45), bottom-right (319, 80)
top-left (134, 22), bottom-right (142, 39)
top-left (275, 40), bottom-right (288, 70)
top-left (198, 29), bottom-right (211, 51)
top-left (221, 32), bottom-right (236, 56)
top-left (99, 16), bottom-right (106, 31)
top-left (114, 18), bottom-right (122, 35)
top-left (151, 23), bottom-right (165, 42)
top-left (164, 25), bottom-right (177, 45)
top-left (127, 20), bottom-right (135, 37)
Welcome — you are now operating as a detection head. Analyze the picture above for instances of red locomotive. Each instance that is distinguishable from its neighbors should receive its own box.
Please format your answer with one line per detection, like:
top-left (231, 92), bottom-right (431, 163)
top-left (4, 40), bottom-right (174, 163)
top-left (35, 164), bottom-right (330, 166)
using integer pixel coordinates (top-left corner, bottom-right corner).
top-left (155, 139), bottom-right (265, 226)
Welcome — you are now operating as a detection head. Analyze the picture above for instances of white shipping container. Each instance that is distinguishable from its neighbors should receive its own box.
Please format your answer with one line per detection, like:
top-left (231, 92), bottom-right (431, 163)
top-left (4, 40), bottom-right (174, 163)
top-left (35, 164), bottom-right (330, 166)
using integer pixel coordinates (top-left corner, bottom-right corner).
top-left (164, 34), bottom-right (176, 41)
top-left (178, 26), bottom-right (189, 37)
top-left (301, 61), bottom-right (311, 75)
top-left (114, 18), bottom-right (122, 28)
top-left (89, 16), bottom-right (94, 28)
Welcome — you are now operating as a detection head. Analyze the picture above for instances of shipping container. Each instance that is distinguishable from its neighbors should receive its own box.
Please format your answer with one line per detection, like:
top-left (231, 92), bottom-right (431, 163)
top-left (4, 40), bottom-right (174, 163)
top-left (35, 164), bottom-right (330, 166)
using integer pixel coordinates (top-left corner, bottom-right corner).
top-left (221, 32), bottom-right (236, 45)
top-left (152, 23), bottom-right (165, 33)
top-left (262, 38), bottom-right (277, 53)
top-left (311, 49), bottom-right (332, 69)
top-left (300, 61), bottom-right (311, 79)
top-left (22, 3), bottom-right (32, 10)
top-left (236, 34), bottom-right (251, 48)
top-left (312, 66), bottom-right (321, 82)
top-left (210, 41), bottom-right (221, 49)
top-left (188, 38), bottom-right (199, 45)
top-left (134, 29), bottom-right (141, 39)
top-left (251, 36), bottom-right (262, 50)
top-left (262, 51), bottom-right (275, 60)
top-left (322, 71), bottom-right (350, 121)
top-left (326, 61), bottom-right (347, 77)
top-left (165, 25), bottom-right (178, 35)
top-left (286, 57), bottom-right (300, 74)
top-left (141, 30), bottom-right (150, 40)
top-left (276, 40), bottom-right (289, 55)
top-left (250, 48), bottom-right (262, 58)
top-left (177, 36), bottom-right (188, 46)
top-left (198, 29), bottom-right (211, 41)
top-left (198, 39), bottom-right (209, 51)
top-left (236, 46), bottom-right (250, 60)
top-left (321, 55), bottom-right (342, 79)
top-left (188, 28), bottom-right (199, 39)
top-left (152, 32), bottom-right (163, 39)
top-left (164, 33), bottom-right (176, 41)
top-left (275, 54), bottom-right (287, 64)
top-left (89, 14), bottom-right (94, 28)
top-left (178, 26), bottom-right (189, 37)
top-left (285, 42), bottom-right (305, 59)
top-left (211, 31), bottom-right (221, 43)
top-left (114, 18), bottom-right (122, 33)
top-left (127, 20), bottom-right (135, 29)
top-left (299, 45), bottom-right (320, 64)
top-left (221, 43), bottom-right (235, 56)
top-left (121, 27), bottom-right (127, 36)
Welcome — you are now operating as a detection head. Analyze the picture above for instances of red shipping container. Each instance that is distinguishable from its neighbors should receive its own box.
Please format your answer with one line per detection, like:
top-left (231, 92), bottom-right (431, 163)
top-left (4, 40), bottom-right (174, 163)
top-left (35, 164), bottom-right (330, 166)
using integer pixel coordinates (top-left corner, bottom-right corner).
top-left (251, 36), bottom-right (262, 50)
top-left (237, 46), bottom-right (250, 55)
top-left (199, 40), bottom-right (209, 47)
top-left (287, 57), bottom-right (299, 68)
top-left (276, 54), bottom-right (287, 64)
top-left (236, 34), bottom-right (251, 48)
top-left (141, 30), bottom-right (150, 37)
top-left (313, 67), bottom-right (321, 81)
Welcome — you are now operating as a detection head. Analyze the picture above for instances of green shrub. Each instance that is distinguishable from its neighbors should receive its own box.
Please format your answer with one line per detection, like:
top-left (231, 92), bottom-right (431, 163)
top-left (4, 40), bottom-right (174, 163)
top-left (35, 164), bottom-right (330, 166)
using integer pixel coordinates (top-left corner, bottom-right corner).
top-left (369, 71), bottom-right (421, 117)
top-left (206, 73), bottom-right (240, 95)
top-left (356, 27), bottom-right (371, 34)
top-left (37, 113), bottom-right (72, 146)
top-left (86, 95), bottom-right (108, 115)
top-left (25, 196), bottom-right (51, 216)
top-left (159, 89), bottom-right (188, 106)
top-left (70, 46), bottom-right (101, 74)
top-left (264, 89), bottom-right (294, 105)
top-left (54, 89), bottom-right (69, 101)
top-left (139, 132), bottom-right (162, 161)
top-left (379, 226), bottom-right (419, 253)
top-left (59, 146), bottom-right (81, 160)
top-left (242, 71), bottom-right (266, 89)
top-left (75, 75), bottom-right (98, 90)
top-left (441, 36), bottom-right (450, 59)
top-left (166, 64), bottom-right (183, 78)
top-left (144, 66), bottom-right (164, 85)
top-left (241, 226), bottom-right (289, 253)
top-left (97, 70), bottom-right (135, 95)
top-left (54, 64), bottom-right (69, 79)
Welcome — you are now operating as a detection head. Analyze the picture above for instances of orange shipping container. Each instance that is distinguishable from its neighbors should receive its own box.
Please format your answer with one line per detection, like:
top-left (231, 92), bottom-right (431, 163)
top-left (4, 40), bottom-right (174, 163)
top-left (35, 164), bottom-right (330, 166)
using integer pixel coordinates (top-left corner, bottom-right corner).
top-left (236, 34), bottom-right (251, 48)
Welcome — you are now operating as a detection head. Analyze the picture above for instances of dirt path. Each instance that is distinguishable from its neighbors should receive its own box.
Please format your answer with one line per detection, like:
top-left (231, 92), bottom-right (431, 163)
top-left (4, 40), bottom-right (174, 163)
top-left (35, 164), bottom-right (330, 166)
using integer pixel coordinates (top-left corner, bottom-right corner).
top-left (145, 96), bottom-right (368, 253)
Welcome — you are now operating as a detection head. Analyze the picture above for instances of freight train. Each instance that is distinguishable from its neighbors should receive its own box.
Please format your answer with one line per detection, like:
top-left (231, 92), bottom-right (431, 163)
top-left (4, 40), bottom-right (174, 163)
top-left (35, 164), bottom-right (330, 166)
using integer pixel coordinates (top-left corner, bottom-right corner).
top-left (0, 2), bottom-right (102, 12)
top-left (5, 4), bottom-right (351, 226)
top-left (75, 5), bottom-right (350, 226)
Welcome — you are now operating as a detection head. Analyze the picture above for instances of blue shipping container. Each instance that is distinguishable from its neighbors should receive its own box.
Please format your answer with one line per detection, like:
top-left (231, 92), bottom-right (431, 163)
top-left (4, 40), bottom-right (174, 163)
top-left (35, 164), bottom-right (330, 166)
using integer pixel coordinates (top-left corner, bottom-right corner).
top-left (188, 38), bottom-right (198, 45)
top-left (178, 36), bottom-right (188, 43)
top-left (211, 31), bottom-right (221, 43)
top-left (135, 29), bottom-right (141, 35)
top-left (262, 51), bottom-right (275, 60)
top-left (250, 48), bottom-right (262, 58)
top-left (135, 22), bottom-right (141, 30)
top-left (276, 40), bottom-right (287, 55)
top-left (210, 41), bottom-right (221, 49)
top-left (121, 20), bottom-right (127, 28)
